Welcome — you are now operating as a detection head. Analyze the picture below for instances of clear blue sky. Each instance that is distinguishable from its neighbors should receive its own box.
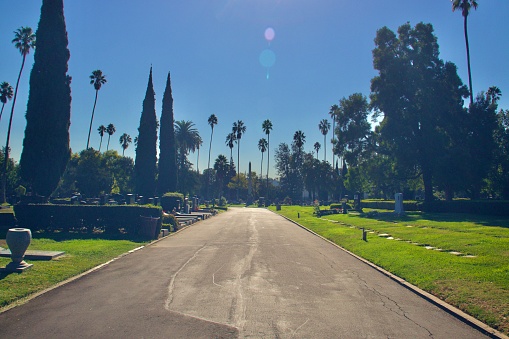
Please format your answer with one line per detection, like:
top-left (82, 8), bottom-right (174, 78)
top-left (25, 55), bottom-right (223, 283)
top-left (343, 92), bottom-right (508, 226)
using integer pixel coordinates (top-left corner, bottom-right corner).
top-left (1, 1), bottom-right (508, 178)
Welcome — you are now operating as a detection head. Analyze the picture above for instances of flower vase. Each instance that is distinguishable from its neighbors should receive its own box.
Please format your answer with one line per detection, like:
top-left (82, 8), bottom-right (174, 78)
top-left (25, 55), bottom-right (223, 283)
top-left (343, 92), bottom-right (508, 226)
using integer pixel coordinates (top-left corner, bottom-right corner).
top-left (5, 228), bottom-right (33, 272)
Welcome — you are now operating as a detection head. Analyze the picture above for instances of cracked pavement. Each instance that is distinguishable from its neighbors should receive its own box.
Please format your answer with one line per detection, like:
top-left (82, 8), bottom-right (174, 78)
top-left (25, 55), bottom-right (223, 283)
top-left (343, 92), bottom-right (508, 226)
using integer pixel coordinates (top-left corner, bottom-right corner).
top-left (0, 207), bottom-right (489, 338)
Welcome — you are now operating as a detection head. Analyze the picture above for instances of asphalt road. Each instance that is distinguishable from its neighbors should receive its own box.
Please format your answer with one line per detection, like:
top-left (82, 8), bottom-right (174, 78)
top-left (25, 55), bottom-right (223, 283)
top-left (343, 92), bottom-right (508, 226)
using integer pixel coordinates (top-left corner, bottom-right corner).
top-left (0, 207), bottom-right (489, 338)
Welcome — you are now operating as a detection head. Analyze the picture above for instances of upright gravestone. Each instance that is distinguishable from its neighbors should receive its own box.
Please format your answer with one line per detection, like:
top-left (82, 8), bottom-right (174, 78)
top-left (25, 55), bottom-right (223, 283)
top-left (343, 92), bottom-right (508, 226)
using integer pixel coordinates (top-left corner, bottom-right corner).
top-left (184, 197), bottom-right (189, 214)
top-left (395, 193), bottom-right (404, 215)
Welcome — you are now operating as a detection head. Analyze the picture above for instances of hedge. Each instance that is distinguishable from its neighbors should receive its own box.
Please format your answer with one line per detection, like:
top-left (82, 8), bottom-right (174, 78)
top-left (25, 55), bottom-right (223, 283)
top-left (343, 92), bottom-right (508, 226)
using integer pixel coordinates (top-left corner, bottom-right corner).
top-left (361, 200), bottom-right (421, 211)
top-left (161, 192), bottom-right (184, 212)
top-left (13, 204), bottom-right (162, 239)
top-left (421, 200), bottom-right (509, 216)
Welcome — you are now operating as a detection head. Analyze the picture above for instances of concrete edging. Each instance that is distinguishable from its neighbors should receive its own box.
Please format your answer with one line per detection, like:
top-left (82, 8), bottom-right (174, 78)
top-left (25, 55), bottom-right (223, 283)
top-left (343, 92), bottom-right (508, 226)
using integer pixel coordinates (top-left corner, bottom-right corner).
top-left (272, 210), bottom-right (507, 339)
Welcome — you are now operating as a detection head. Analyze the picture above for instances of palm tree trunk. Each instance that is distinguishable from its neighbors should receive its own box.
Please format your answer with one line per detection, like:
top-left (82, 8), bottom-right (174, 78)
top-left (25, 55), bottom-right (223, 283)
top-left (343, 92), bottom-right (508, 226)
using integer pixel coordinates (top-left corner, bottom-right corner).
top-left (331, 119), bottom-right (335, 166)
top-left (464, 15), bottom-right (474, 106)
top-left (323, 134), bottom-right (327, 162)
top-left (266, 134), bottom-right (270, 201)
top-left (106, 135), bottom-right (111, 151)
top-left (207, 128), bottom-right (213, 200)
top-left (86, 90), bottom-right (99, 149)
top-left (99, 136), bottom-right (103, 152)
top-left (237, 141), bottom-right (240, 200)
top-left (260, 152), bottom-right (264, 181)
top-left (0, 103), bottom-right (5, 124)
top-left (2, 55), bottom-right (26, 203)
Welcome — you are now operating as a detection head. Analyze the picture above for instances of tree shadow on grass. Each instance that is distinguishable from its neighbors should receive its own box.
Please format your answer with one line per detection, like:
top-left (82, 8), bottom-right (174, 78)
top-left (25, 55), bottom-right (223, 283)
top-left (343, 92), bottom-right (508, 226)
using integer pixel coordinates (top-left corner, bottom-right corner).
top-left (359, 210), bottom-right (509, 229)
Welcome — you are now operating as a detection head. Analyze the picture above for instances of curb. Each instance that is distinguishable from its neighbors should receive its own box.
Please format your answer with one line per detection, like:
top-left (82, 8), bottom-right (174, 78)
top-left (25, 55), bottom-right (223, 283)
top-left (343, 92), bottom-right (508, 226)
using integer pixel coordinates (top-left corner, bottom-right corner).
top-left (272, 210), bottom-right (507, 339)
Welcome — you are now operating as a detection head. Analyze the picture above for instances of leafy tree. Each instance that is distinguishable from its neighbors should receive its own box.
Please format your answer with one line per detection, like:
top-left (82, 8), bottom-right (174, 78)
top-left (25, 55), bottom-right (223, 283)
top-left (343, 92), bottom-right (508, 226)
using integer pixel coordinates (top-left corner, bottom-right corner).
top-left (20, 1), bottom-right (73, 199)
top-left (258, 138), bottom-right (268, 181)
top-left (106, 123), bottom-right (116, 151)
top-left (87, 70), bottom-right (107, 149)
top-left (75, 149), bottom-right (112, 197)
top-left (313, 142), bottom-right (321, 159)
top-left (0, 149), bottom-right (20, 201)
top-left (103, 150), bottom-right (134, 194)
top-left (370, 22), bottom-right (468, 202)
top-left (97, 125), bottom-right (106, 152)
top-left (274, 142), bottom-right (304, 202)
top-left (134, 67), bottom-right (158, 198)
top-left (3, 27), bottom-right (35, 202)
top-left (333, 93), bottom-right (371, 167)
top-left (119, 133), bottom-right (132, 156)
top-left (157, 72), bottom-right (177, 194)
top-left (318, 119), bottom-right (330, 162)
top-left (0, 82), bottom-right (13, 124)
top-left (489, 109), bottom-right (509, 199)
top-left (452, 0), bottom-right (478, 105)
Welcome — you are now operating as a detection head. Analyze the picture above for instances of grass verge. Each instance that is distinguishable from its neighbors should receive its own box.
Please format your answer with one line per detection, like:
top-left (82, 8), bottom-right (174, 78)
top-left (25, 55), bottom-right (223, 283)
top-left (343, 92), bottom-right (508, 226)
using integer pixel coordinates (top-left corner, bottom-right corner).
top-left (270, 205), bottom-right (509, 335)
top-left (0, 234), bottom-right (146, 309)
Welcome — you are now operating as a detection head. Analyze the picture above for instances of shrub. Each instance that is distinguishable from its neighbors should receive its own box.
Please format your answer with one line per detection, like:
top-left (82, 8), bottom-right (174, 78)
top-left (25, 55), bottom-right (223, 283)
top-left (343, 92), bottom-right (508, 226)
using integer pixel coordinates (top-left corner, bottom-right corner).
top-left (160, 192), bottom-right (184, 212)
top-left (13, 204), bottom-right (162, 239)
top-left (162, 213), bottom-right (179, 231)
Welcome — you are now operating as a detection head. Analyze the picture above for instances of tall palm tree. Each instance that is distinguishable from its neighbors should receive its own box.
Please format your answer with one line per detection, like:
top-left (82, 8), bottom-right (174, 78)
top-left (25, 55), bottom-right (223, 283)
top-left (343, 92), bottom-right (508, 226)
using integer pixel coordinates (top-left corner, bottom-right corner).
top-left (262, 119), bottom-right (273, 198)
top-left (87, 70), bottom-right (107, 149)
top-left (97, 125), bottom-right (106, 152)
top-left (0, 82), bottom-right (14, 124)
top-left (319, 119), bottom-right (331, 162)
top-left (207, 114), bottom-right (218, 171)
top-left (329, 104), bottom-right (338, 166)
top-left (232, 120), bottom-right (246, 182)
top-left (195, 135), bottom-right (203, 173)
top-left (258, 138), bottom-right (268, 180)
top-left (486, 86), bottom-right (502, 105)
top-left (314, 142), bottom-right (321, 159)
top-left (119, 133), bottom-right (132, 156)
top-left (452, 0), bottom-right (478, 106)
top-left (293, 130), bottom-right (306, 156)
top-left (3, 27), bottom-right (35, 203)
top-left (106, 123), bottom-right (116, 151)
top-left (225, 132), bottom-right (236, 165)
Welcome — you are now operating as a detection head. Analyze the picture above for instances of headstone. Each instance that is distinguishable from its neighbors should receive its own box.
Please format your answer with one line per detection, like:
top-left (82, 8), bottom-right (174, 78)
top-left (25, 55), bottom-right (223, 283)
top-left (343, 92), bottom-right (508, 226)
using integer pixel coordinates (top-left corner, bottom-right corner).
top-left (126, 194), bottom-right (134, 205)
top-left (192, 197), bottom-right (198, 211)
top-left (395, 193), bottom-right (404, 215)
top-left (184, 198), bottom-right (189, 214)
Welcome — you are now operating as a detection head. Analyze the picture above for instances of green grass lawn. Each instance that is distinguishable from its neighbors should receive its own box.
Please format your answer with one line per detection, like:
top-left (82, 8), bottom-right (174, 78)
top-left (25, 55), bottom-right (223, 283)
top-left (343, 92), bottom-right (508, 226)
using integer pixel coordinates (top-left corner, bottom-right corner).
top-left (0, 234), bottom-right (146, 309)
top-left (270, 205), bottom-right (509, 335)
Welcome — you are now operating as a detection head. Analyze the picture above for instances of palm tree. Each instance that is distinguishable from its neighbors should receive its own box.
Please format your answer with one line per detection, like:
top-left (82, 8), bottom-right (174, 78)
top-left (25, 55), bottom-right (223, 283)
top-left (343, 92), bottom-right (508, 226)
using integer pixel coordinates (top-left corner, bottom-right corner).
top-left (87, 70), bottom-right (107, 149)
top-left (329, 104), bottom-right (338, 166)
top-left (175, 120), bottom-right (201, 170)
top-left (262, 119), bottom-right (273, 198)
top-left (0, 82), bottom-right (14, 124)
top-left (97, 125), bottom-right (107, 152)
top-left (258, 138), bottom-right (268, 180)
top-left (106, 123), bottom-right (116, 151)
top-left (232, 120), bottom-right (246, 192)
top-left (486, 86), bottom-right (502, 105)
top-left (195, 135), bottom-right (203, 173)
top-left (452, 0), bottom-right (478, 106)
top-left (207, 114), bottom-right (218, 171)
top-left (314, 142), bottom-right (321, 159)
top-left (293, 130), bottom-right (306, 156)
top-left (319, 119), bottom-right (331, 162)
top-left (119, 133), bottom-right (132, 156)
top-left (225, 132), bottom-right (236, 164)
top-left (3, 27), bottom-right (35, 203)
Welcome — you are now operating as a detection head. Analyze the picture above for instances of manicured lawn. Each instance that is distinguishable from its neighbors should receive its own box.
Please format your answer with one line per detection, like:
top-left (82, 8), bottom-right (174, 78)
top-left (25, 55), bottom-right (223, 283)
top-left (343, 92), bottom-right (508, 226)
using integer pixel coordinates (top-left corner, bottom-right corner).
top-left (270, 205), bottom-right (509, 335)
top-left (0, 234), bottom-right (146, 309)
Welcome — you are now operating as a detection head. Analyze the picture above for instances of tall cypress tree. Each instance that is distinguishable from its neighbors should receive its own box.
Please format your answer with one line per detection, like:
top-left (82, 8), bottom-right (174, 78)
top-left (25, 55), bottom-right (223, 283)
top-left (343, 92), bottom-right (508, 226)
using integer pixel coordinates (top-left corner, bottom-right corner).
top-left (134, 67), bottom-right (158, 197)
top-left (157, 72), bottom-right (177, 194)
top-left (19, 0), bottom-right (71, 197)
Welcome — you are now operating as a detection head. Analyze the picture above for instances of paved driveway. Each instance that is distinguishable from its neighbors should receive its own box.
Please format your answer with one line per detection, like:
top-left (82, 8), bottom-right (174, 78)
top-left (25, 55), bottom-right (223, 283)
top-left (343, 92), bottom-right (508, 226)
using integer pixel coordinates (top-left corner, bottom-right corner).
top-left (0, 207), bottom-right (489, 338)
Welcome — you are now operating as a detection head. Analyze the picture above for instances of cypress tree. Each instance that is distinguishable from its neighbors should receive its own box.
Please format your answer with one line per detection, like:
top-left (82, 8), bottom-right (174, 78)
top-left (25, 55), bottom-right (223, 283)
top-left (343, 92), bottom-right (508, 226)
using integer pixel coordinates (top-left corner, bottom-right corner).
top-left (19, 0), bottom-right (71, 197)
top-left (134, 67), bottom-right (158, 197)
top-left (157, 72), bottom-right (177, 194)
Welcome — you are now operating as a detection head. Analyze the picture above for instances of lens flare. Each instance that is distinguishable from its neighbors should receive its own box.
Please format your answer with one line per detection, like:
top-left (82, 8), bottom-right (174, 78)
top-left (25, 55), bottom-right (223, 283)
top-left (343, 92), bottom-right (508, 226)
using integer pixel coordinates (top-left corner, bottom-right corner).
top-left (264, 27), bottom-right (275, 42)
top-left (259, 49), bottom-right (276, 68)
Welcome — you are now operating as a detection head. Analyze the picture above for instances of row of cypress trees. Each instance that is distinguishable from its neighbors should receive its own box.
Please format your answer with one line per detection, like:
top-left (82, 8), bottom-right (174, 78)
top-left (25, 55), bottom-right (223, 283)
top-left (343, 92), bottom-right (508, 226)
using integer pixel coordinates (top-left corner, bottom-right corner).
top-left (134, 68), bottom-right (179, 198)
top-left (16, 0), bottom-right (178, 199)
